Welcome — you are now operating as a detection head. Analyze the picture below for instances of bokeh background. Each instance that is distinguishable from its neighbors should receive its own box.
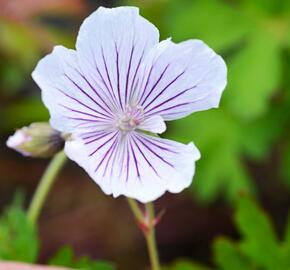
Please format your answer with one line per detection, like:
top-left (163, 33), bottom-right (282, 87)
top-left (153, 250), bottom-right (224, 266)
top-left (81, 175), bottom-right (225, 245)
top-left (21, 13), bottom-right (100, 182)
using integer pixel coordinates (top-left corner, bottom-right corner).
top-left (1, 0), bottom-right (290, 269)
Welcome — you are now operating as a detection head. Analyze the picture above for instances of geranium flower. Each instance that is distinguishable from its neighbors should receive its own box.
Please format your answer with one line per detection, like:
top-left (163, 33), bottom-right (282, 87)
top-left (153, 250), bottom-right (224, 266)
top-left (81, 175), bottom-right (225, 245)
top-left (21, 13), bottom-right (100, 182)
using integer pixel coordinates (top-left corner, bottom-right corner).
top-left (32, 6), bottom-right (227, 203)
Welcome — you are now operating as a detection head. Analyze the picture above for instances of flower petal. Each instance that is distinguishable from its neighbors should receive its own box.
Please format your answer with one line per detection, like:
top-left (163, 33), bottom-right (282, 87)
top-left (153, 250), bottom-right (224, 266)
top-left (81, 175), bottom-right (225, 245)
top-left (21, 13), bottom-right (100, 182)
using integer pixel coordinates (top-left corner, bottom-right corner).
top-left (32, 46), bottom-right (114, 133)
top-left (132, 39), bottom-right (227, 120)
top-left (76, 6), bottom-right (159, 110)
top-left (64, 131), bottom-right (200, 203)
top-left (138, 115), bottom-right (166, 134)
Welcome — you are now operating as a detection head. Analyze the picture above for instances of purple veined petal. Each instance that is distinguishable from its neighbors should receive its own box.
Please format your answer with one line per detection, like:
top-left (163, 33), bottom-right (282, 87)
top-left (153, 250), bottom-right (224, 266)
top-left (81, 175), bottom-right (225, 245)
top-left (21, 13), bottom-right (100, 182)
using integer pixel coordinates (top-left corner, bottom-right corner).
top-left (65, 131), bottom-right (200, 203)
top-left (76, 6), bottom-right (159, 111)
top-left (32, 46), bottom-right (116, 133)
top-left (83, 131), bottom-right (114, 145)
top-left (132, 39), bottom-right (227, 121)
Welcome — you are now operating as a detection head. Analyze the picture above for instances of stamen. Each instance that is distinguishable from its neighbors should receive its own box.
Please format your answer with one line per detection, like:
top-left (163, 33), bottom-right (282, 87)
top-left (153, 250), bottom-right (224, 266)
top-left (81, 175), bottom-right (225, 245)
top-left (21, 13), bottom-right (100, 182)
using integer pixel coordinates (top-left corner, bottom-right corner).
top-left (116, 105), bottom-right (144, 132)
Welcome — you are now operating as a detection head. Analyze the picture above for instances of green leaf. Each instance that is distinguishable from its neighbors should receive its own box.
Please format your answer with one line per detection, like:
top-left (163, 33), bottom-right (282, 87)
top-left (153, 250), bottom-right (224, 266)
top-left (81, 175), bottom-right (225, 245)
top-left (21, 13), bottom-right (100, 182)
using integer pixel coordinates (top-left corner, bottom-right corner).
top-left (214, 237), bottom-right (253, 270)
top-left (163, 259), bottom-right (213, 270)
top-left (75, 258), bottom-right (115, 270)
top-left (282, 213), bottom-right (290, 268)
top-left (224, 30), bottom-right (281, 120)
top-left (235, 195), bottom-right (282, 270)
top-left (284, 213), bottom-right (290, 246)
top-left (0, 192), bottom-right (39, 263)
top-left (213, 195), bottom-right (290, 270)
top-left (48, 246), bottom-right (74, 267)
top-left (49, 246), bottom-right (115, 270)
top-left (194, 143), bottom-right (254, 203)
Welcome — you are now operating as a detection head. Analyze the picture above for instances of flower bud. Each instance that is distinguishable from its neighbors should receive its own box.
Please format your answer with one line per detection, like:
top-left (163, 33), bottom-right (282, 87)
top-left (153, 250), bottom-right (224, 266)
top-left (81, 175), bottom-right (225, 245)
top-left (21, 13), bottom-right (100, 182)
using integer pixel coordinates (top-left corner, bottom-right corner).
top-left (6, 122), bottom-right (64, 158)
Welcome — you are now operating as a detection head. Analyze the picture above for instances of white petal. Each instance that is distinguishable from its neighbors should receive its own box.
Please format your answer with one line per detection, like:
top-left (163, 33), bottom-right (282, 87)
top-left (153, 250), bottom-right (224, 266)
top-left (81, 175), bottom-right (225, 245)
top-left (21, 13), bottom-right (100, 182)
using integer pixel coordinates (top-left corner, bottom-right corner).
top-left (64, 131), bottom-right (119, 195)
top-left (6, 130), bottom-right (31, 156)
top-left (32, 46), bottom-right (114, 133)
top-left (133, 39), bottom-right (227, 120)
top-left (65, 131), bottom-right (200, 203)
top-left (76, 6), bottom-right (159, 110)
top-left (138, 115), bottom-right (166, 134)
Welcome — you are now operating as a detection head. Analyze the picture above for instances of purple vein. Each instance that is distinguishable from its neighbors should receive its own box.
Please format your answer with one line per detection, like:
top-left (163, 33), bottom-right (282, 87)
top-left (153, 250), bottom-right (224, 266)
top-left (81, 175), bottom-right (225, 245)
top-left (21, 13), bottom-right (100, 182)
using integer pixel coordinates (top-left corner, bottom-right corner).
top-left (125, 45), bottom-right (135, 105)
top-left (100, 46), bottom-right (120, 109)
top-left (139, 63), bottom-right (170, 105)
top-left (94, 66), bottom-right (119, 110)
top-left (137, 64), bottom-right (154, 104)
top-left (73, 69), bottom-right (114, 117)
top-left (135, 136), bottom-right (174, 168)
top-left (125, 142), bottom-right (130, 182)
top-left (85, 132), bottom-right (112, 145)
top-left (63, 56), bottom-right (117, 113)
top-left (89, 132), bottom-right (118, 157)
top-left (59, 104), bottom-right (109, 121)
top-left (131, 136), bottom-right (159, 176)
top-left (145, 102), bottom-right (192, 118)
top-left (89, 45), bottom-right (119, 109)
top-left (115, 43), bottom-right (123, 110)
top-left (63, 74), bottom-right (113, 119)
top-left (144, 135), bottom-right (177, 147)
top-left (129, 48), bottom-right (145, 101)
top-left (129, 139), bottom-right (140, 178)
top-left (142, 71), bottom-right (185, 108)
top-left (117, 139), bottom-right (126, 178)
top-left (136, 134), bottom-right (177, 154)
top-left (145, 85), bottom-right (197, 114)
top-left (94, 135), bottom-right (118, 173)
top-left (103, 137), bottom-right (119, 176)
top-left (82, 130), bottom-right (109, 140)
top-left (66, 117), bottom-right (97, 122)
top-left (56, 87), bottom-right (110, 119)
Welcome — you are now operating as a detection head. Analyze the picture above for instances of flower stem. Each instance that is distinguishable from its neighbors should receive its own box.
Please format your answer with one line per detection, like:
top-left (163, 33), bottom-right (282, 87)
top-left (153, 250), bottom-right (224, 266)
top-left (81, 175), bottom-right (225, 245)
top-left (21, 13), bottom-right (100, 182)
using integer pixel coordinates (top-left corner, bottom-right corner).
top-left (27, 151), bottom-right (67, 224)
top-left (127, 198), bottom-right (161, 270)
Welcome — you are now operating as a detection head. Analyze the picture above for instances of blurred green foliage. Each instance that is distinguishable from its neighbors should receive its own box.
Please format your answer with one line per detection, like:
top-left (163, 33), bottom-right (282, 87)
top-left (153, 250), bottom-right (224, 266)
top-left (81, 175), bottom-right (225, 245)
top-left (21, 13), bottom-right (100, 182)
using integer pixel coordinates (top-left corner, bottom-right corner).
top-left (125, 0), bottom-right (290, 202)
top-left (0, 192), bottom-right (39, 263)
top-left (0, 0), bottom-right (87, 128)
top-left (49, 246), bottom-right (116, 270)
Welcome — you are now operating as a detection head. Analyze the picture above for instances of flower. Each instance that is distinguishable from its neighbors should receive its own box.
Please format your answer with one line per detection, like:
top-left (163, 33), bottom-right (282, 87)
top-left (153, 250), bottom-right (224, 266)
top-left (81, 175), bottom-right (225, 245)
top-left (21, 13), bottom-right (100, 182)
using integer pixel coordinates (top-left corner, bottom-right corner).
top-left (7, 122), bottom-right (64, 158)
top-left (32, 6), bottom-right (227, 203)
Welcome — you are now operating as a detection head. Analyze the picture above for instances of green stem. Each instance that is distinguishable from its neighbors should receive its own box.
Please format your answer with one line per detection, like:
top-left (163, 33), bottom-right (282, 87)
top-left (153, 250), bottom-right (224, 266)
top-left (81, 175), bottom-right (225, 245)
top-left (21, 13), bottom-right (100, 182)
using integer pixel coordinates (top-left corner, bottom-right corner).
top-left (27, 151), bottom-right (67, 224)
top-left (145, 202), bottom-right (160, 270)
top-left (127, 199), bottom-right (161, 270)
top-left (127, 197), bottom-right (144, 221)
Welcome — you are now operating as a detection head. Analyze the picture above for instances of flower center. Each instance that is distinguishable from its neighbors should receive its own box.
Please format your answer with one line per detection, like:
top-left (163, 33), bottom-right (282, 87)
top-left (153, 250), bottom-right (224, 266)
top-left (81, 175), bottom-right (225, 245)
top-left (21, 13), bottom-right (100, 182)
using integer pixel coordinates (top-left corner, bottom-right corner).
top-left (116, 105), bottom-right (144, 132)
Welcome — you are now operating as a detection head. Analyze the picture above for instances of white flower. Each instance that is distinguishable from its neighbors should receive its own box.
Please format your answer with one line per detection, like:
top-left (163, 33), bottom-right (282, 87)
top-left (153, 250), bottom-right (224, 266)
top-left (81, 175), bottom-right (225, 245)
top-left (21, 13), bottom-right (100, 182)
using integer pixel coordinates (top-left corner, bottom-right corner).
top-left (32, 6), bottom-right (227, 203)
